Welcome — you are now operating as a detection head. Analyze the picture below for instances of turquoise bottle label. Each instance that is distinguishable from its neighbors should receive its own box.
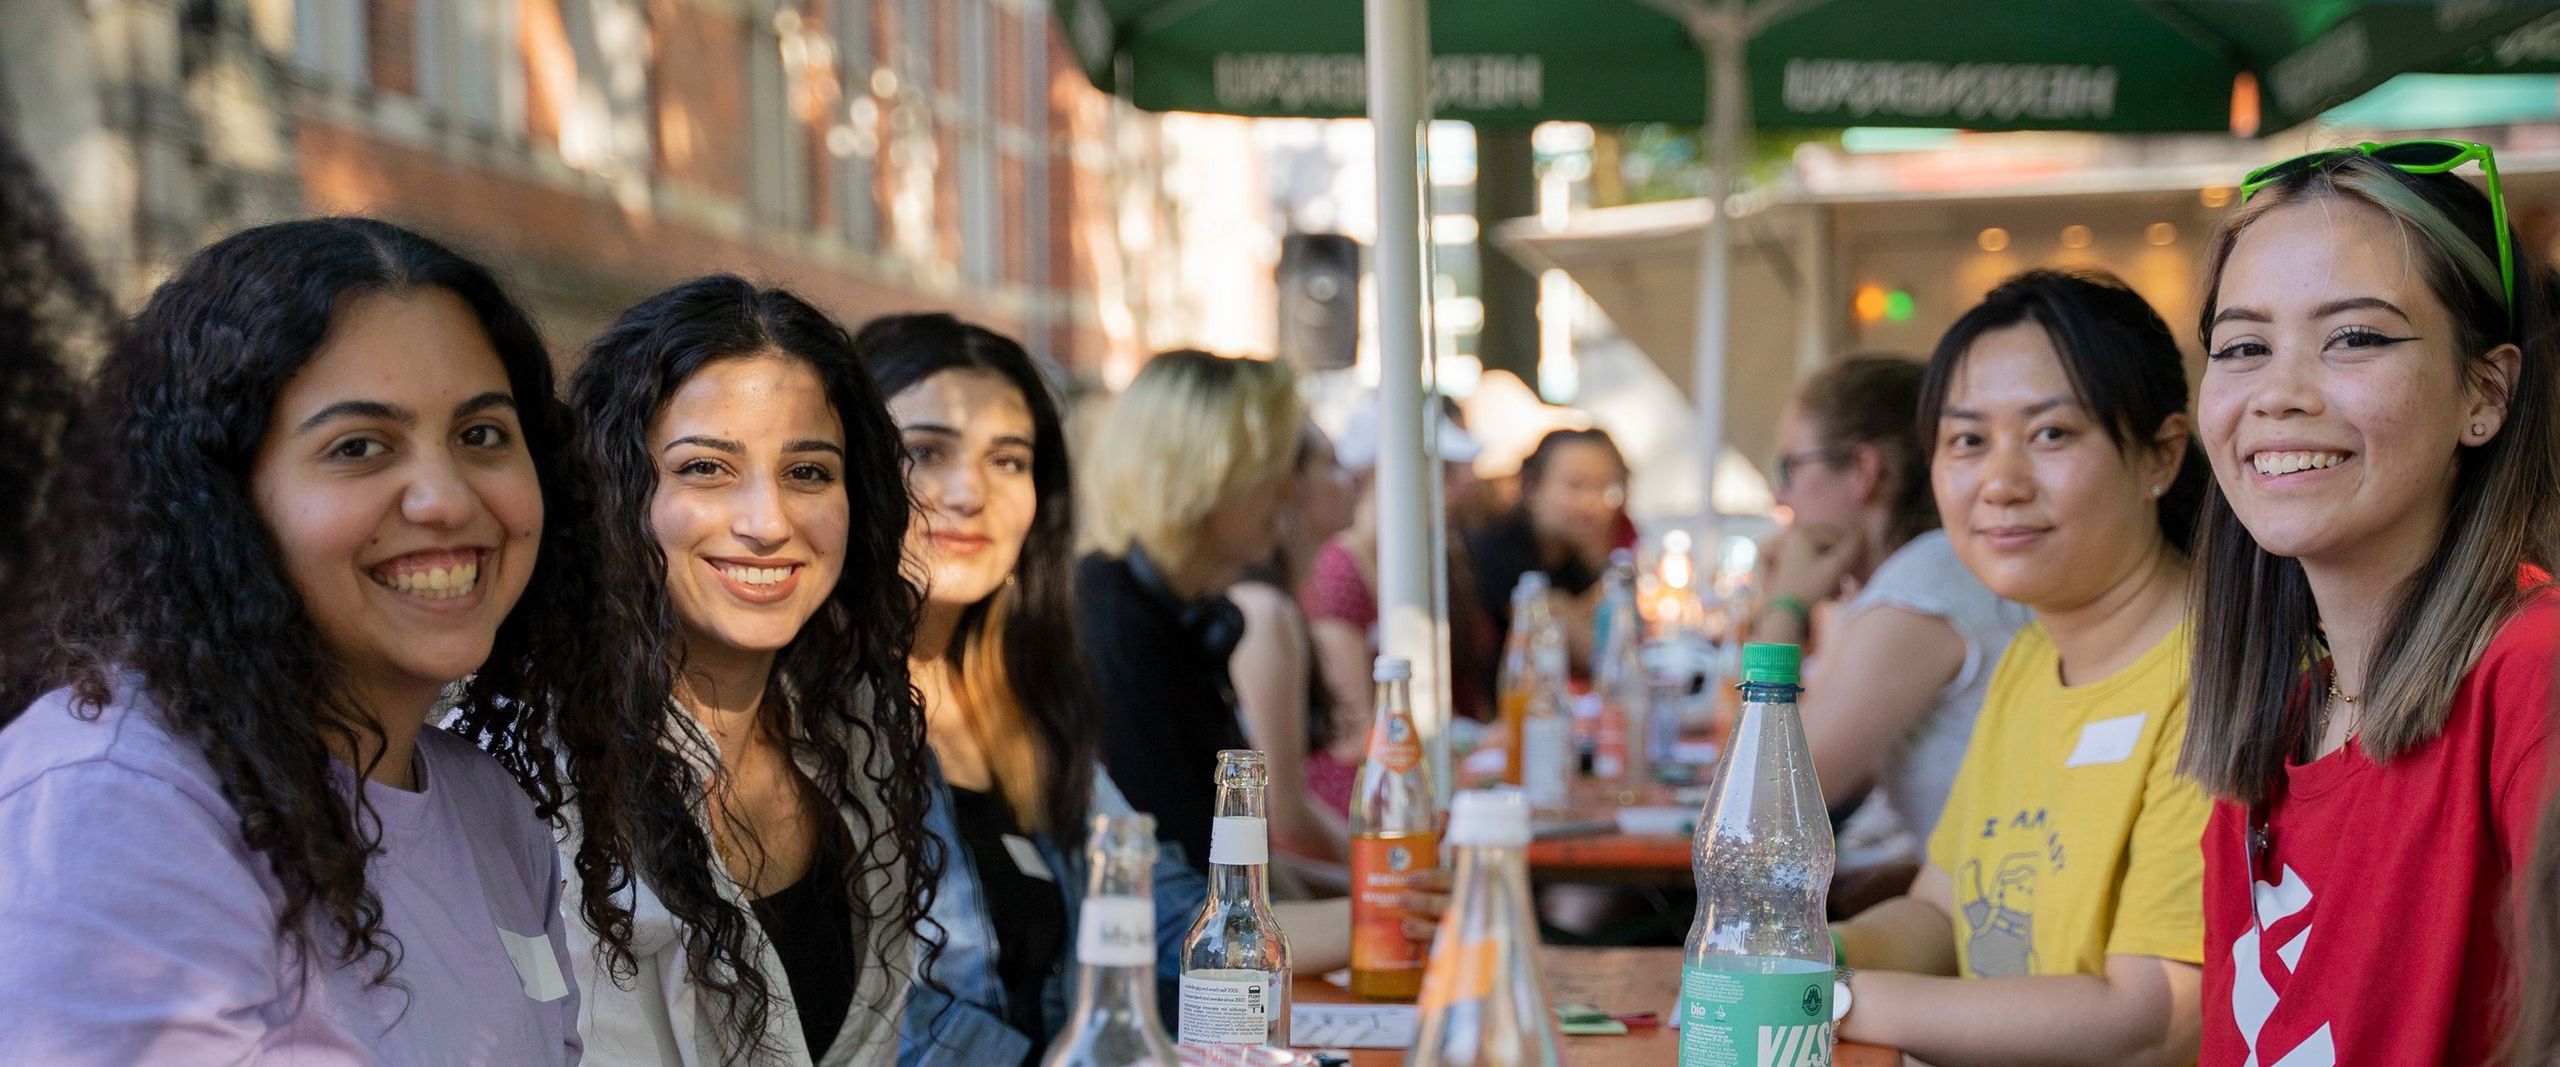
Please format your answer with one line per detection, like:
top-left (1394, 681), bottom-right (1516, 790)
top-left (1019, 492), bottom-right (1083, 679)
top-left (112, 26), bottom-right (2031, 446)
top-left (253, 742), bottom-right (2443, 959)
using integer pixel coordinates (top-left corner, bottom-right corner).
top-left (1678, 960), bottom-right (1832, 1067)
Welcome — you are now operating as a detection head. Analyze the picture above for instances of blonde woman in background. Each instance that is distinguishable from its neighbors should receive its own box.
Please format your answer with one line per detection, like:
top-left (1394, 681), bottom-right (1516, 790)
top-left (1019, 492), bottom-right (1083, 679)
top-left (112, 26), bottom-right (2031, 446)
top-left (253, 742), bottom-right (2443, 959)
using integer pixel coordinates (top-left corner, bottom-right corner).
top-left (1077, 349), bottom-right (1306, 874)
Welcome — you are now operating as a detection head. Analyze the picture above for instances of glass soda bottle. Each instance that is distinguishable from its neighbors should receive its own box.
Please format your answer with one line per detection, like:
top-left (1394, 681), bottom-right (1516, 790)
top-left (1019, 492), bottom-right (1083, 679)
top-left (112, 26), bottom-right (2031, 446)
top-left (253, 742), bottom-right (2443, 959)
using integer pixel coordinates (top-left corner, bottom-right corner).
top-left (1410, 788), bottom-right (1561, 1067)
top-left (1177, 750), bottom-right (1291, 1047)
top-left (1349, 655), bottom-right (1439, 999)
top-left (1678, 643), bottom-right (1834, 1067)
top-left (1592, 552), bottom-right (1651, 786)
top-left (1496, 571), bottom-right (1552, 786)
top-left (1519, 629), bottom-right (1572, 810)
top-left (1042, 813), bottom-right (1183, 1067)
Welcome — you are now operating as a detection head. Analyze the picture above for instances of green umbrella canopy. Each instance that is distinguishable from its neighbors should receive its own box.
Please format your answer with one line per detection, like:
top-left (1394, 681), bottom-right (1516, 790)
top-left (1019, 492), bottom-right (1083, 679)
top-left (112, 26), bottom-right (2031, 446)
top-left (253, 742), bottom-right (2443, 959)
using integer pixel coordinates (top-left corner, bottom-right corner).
top-left (1059, 0), bottom-right (2560, 133)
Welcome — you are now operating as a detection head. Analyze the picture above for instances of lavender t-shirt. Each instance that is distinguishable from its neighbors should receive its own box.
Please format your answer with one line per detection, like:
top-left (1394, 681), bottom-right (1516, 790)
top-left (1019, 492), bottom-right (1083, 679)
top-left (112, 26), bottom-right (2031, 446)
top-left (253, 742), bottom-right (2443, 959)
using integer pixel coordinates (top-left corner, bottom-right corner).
top-left (0, 682), bottom-right (581, 1065)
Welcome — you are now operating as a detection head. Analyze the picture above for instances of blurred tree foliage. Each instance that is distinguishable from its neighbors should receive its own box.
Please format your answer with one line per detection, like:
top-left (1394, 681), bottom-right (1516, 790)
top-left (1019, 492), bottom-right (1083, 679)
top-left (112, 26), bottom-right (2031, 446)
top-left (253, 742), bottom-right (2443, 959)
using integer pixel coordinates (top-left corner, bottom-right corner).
top-left (1587, 125), bottom-right (1838, 208)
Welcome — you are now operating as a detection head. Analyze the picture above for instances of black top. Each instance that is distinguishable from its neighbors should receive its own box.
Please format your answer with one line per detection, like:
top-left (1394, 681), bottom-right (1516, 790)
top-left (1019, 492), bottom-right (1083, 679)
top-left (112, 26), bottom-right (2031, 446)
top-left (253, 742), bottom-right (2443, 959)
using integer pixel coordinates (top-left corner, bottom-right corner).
top-left (1075, 548), bottom-right (1250, 873)
top-left (1468, 510), bottom-right (1598, 655)
top-left (949, 783), bottom-right (1067, 1061)
top-left (748, 832), bottom-right (856, 1057)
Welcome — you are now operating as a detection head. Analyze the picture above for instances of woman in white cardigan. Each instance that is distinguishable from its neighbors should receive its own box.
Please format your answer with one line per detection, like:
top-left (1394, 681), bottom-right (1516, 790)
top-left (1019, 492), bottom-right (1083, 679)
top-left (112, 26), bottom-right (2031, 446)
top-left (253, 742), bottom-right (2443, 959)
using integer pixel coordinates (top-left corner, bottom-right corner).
top-left (550, 276), bottom-right (937, 1065)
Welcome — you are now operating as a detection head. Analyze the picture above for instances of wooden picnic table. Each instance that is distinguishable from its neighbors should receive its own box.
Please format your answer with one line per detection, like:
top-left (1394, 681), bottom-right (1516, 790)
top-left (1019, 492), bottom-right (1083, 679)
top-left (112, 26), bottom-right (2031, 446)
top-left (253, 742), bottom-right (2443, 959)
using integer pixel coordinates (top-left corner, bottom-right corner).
top-left (1292, 945), bottom-right (1898, 1066)
top-left (1521, 779), bottom-right (1698, 886)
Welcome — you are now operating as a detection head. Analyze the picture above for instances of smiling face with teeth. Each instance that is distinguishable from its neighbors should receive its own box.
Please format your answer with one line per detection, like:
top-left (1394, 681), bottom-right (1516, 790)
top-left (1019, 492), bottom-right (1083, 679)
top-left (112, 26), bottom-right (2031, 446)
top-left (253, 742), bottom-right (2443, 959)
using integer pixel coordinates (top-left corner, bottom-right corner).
top-left (649, 354), bottom-right (849, 674)
top-left (249, 288), bottom-right (543, 713)
top-left (2201, 199), bottom-right (2520, 571)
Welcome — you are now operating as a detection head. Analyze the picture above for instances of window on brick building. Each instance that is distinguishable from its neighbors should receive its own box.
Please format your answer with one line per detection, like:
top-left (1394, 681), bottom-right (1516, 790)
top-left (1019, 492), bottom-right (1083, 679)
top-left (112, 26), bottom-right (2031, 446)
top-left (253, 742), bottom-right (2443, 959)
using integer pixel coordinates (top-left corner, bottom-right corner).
top-left (296, 0), bottom-right (369, 87)
top-left (417, 0), bottom-right (521, 134)
top-left (551, 0), bottom-right (653, 180)
top-left (834, 0), bottom-right (878, 252)
top-left (957, 0), bottom-right (998, 289)
top-left (750, 16), bottom-right (813, 230)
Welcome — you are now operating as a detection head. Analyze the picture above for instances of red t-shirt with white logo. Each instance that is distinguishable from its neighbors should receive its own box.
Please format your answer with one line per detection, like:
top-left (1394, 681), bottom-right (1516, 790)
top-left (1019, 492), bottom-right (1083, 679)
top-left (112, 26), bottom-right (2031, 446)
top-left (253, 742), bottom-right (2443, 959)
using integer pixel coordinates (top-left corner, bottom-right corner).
top-left (2201, 592), bottom-right (2555, 1067)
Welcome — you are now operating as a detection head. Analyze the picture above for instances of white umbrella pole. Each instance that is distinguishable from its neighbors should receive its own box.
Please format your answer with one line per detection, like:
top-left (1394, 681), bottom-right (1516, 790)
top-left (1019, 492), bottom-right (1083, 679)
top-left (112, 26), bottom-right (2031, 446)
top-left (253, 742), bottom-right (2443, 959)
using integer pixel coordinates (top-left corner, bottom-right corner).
top-left (1366, 0), bottom-right (1450, 801)
top-left (1690, 0), bottom-right (1746, 541)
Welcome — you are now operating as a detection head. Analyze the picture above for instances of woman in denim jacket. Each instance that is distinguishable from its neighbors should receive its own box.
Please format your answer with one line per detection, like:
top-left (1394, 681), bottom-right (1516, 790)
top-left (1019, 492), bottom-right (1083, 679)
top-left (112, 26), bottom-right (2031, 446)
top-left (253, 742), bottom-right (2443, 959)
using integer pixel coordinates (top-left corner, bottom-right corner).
top-left (857, 318), bottom-right (1375, 1066)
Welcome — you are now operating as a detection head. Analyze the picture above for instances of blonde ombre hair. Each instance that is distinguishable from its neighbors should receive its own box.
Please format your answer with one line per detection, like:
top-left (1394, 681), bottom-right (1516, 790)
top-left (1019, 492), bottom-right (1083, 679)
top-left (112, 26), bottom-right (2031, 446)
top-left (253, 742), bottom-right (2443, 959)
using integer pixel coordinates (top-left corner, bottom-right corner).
top-left (2184, 154), bottom-right (2560, 803)
top-left (1082, 349), bottom-right (1304, 576)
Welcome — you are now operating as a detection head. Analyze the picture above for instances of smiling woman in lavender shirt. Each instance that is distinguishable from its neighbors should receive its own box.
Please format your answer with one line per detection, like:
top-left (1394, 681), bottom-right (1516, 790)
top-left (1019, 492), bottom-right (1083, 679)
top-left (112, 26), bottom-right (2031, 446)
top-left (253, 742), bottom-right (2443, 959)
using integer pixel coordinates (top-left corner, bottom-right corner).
top-left (0, 218), bottom-right (655, 1064)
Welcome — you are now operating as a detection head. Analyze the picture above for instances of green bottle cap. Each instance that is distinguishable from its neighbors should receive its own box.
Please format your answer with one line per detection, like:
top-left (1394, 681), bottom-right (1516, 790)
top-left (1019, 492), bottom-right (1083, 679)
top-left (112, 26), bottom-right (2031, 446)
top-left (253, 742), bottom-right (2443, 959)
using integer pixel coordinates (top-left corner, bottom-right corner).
top-left (1741, 643), bottom-right (1802, 686)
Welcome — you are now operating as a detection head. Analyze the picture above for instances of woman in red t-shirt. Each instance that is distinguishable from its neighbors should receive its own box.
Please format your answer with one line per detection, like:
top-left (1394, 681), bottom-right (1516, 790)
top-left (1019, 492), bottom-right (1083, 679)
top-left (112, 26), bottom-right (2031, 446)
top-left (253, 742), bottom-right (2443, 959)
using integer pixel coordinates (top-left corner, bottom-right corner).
top-left (2183, 143), bottom-right (2560, 1067)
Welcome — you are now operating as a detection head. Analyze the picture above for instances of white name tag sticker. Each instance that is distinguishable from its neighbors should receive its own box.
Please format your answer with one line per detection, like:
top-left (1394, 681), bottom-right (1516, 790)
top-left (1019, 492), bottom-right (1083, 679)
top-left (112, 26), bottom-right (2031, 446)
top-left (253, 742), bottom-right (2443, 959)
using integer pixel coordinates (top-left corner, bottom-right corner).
top-left (2065, 713), bottom-right (2148, 768)
top-left (498, 928), bottom-right (569, 1003)
top-left (1004, 833), bottom-right (1055, 881)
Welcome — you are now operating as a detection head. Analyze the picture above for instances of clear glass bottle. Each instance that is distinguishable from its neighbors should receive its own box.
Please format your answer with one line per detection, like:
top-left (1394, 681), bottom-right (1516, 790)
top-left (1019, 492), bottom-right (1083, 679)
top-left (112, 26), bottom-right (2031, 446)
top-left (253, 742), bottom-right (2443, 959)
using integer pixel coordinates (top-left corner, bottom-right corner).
top-left (1678, 643), bottom-right (1834, 1067)
top-left (1497, 571), bottom-right (1552, 786)
top-left (1593, 552), bottom-right (1652, 786)
top-left (1519, 620), bottom-right (1573, 810)
top-left (1350, 655), bottom-right (1439, 1000)
top-left (1041, 813), bottom-right (1183, 1067)
top-left (1410, 788), bottom-right (1561, 1067)
top-left (1178, 750), bottom-right (1291, 1047)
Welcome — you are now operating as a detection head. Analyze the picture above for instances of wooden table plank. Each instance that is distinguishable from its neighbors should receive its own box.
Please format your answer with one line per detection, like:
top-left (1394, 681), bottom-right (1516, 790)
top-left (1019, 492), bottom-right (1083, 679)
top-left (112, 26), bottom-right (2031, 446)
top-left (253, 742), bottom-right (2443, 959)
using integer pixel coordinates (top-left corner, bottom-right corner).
top-left (1292, 946), bottom-right (1896, 1066)
top-left (1523, 779), bottom-right (1696, 886)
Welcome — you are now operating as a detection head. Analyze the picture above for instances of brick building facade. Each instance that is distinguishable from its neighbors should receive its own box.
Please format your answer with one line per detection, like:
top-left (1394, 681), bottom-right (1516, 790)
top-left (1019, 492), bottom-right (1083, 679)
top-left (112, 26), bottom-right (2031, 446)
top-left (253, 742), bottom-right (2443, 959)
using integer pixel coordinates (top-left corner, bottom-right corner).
top-left (2, 0), bottom-right (1177, 379)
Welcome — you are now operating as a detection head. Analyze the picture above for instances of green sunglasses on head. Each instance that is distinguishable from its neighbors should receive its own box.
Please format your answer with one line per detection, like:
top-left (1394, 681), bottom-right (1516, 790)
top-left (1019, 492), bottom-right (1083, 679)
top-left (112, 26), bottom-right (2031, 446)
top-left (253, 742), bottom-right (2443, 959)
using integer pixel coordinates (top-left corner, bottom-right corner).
top-left (2239, 139), bottom-right (2514, 333)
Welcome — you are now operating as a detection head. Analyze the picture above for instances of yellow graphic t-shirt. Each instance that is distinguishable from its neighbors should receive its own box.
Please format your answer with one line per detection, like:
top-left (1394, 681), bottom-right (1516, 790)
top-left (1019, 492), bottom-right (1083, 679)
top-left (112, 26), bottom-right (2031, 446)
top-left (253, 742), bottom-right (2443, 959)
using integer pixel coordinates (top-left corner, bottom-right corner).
top-left (1926, 619), bottom-right (2210, 978)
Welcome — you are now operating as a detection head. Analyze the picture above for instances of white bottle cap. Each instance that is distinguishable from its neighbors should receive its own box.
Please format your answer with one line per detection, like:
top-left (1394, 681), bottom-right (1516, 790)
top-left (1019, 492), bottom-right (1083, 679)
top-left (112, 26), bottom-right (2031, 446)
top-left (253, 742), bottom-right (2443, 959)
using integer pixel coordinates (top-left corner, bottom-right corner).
top-left (1447, 788), bottom-right (1531, 847)
top-left (1373, 655), bottom-right (1412, 682)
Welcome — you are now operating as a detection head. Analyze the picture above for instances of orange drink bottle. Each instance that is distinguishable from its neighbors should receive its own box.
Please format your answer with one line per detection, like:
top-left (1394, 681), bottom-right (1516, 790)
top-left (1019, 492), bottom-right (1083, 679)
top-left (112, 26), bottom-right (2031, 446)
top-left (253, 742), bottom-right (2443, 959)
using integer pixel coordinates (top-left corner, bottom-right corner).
top-left (1349, 655), bottom-right (1440, 1000)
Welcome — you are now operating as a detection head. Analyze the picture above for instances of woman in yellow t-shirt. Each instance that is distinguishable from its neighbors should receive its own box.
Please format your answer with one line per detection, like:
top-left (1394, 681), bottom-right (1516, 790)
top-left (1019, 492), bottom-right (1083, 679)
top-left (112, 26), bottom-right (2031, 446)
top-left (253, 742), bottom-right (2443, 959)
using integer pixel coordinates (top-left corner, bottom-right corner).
top-left (1830, 270), bottom-right (2212, 1067)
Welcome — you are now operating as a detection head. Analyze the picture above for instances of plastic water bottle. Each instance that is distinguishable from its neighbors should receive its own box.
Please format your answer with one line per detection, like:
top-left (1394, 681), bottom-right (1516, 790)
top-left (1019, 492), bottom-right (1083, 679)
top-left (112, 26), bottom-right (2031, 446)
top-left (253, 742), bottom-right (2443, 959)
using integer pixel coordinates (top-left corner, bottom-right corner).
top-left (1678, 643), bottom-right (1834, 1067)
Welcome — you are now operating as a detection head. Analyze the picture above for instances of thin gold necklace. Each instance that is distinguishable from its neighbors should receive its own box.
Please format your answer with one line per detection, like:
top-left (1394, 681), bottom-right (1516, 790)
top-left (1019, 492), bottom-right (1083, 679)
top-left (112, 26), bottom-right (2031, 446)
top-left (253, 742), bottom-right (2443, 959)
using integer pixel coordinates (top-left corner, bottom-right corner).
top-left (2315, 673), bottom-right (2360, 752)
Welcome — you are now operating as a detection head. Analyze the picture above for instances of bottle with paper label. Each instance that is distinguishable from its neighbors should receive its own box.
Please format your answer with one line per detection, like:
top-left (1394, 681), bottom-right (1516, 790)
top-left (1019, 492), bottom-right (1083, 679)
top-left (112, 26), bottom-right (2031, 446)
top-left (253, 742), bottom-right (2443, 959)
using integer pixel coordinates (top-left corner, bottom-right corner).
top-left (1178, 750), bottom-right (1291, 1047)
top-left (1410, 788), bottom-right (1560, 1067)
top-left (1678, 643), bottom-right (1834, 1067)
top-left (1350, 655), bottom-right (1438, 1000)
top-left (1041, 813), bottom-right (1183, 1067)
top-left (1592, 551), bottom-right (1651, 785)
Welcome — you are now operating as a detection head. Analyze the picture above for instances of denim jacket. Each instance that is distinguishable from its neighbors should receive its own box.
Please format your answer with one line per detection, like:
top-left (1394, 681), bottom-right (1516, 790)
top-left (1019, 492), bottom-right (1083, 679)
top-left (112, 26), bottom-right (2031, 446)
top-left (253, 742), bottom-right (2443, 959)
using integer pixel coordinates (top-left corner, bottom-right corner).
top-left (896, 759), bottom-right (1207, 1067)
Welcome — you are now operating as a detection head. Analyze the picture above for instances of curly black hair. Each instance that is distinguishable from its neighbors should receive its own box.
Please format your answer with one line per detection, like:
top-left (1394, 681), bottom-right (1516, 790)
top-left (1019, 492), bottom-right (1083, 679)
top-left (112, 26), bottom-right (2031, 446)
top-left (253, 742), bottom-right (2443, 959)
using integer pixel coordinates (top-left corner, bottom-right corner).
top-left (4, 217), bottom-right (657, 990)
top-left (0, 124), bottom-right (102, 593)
top-left (543, 274), bottom-right (936, 1060)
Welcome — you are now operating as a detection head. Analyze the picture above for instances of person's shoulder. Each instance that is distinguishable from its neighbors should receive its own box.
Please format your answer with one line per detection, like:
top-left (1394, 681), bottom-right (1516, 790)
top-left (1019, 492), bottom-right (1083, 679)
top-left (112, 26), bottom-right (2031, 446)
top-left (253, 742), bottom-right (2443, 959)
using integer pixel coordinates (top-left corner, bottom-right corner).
top-left (1077, 550), bottom-right (1134, 588)
top-left (1985, 619), bottom-right (2055, 678)
top-left (2456, 586), bottom-right (2560, 708)
top-left (2482, 585), bottom-right (2560, 662)
top-left (416, 726), bottom-right (550, 840)
top-left (1227, 580), bottom-right (1297, 625)
top-left (0, 682), bottom-right (226, 807)
top-left (1876, 529), bottom-right (1961, 576)
top-left (2451, 585), bottom-right (2560, 730)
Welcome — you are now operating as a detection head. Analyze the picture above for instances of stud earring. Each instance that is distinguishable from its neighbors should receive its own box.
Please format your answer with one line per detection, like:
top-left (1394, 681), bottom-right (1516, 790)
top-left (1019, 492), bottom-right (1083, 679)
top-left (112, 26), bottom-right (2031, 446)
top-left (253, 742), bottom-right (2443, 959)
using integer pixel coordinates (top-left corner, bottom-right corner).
top-left (2150, 484), bottom-right (2163, 498)
top-left (2473, 422), bottom-right (2489, 437)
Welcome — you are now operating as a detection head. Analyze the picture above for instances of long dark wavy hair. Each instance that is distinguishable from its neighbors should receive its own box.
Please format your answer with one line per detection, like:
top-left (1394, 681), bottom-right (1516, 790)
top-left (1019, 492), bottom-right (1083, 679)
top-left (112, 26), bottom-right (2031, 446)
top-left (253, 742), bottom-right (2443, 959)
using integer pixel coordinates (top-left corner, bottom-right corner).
top-left (0, 124), bottom-right (102, 597)
top-left (548, 275), bottom-right (936, 1059)
top-left (6, 217), bottom-right (655, 990)
top-left (854, 311), bottom-right (1096, 840)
